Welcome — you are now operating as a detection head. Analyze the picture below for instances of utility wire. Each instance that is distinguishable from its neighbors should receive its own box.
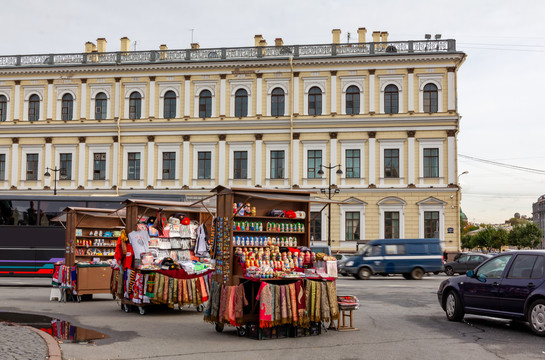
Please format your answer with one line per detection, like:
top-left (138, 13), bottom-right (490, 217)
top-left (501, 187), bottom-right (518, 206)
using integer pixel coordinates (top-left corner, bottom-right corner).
top-left (459, 154), bottom-right (545, 175)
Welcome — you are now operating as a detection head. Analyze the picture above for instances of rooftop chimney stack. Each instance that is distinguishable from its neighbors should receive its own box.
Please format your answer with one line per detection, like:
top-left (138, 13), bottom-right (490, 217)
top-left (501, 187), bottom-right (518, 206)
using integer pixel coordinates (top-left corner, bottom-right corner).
top-left (254, 35), bottom-right (263, 47)
top-left (275, 38), bottom-right (284, 47)
top-left (372, 31), bottom-right (381, 43)
top-left (85, 41), bottom-right (95, 53)
top-left (259, 39), bottom-right (267, 47)
top-left (332, 29), bottom-right (341, 44)
top-left (97, 38), bottom-right (107, 53)
top-left (380, 31), bottom-right (389, 43)
top-left (120, 37), bottom-right (130, 53)
top-left (191, 43), bottom-right (200, 49)
top-left (159, 44), bottom-right (168, 60)
top-left (357, 27), bottom-right (367, 43)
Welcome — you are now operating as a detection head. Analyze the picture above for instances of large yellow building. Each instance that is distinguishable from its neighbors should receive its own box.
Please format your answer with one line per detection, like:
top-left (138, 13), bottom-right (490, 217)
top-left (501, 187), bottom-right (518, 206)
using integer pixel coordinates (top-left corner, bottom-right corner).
top-left (0, 29), bottom-right (466, 252)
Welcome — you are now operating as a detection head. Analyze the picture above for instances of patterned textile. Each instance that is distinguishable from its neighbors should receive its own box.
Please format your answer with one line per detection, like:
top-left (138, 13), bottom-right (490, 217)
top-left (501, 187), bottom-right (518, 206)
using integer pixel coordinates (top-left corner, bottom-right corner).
top-left (280, 285), bottom-right (288, 325)
top-left (326, 281), bottom-right (339, 321)
top-left (219, 285), bottom-right (228, 324)
top-left (274, 284), bottom-right (281, 326)
top-left (289, 283), bottom-right (298, 323)
top-left (315, 281), bottom-right (321, 322)
top-left (321, 282), bottom-right (330, 322)
top-left (257, 282), bottom-right (274, 328)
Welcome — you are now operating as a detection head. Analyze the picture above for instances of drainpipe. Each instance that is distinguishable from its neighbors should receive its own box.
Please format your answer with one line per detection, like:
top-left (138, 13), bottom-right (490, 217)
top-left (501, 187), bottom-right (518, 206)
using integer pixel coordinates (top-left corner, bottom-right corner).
top-left (116, 116), bottom-right (121, 196)
top-left (289, 55), bottom-right (294, 184)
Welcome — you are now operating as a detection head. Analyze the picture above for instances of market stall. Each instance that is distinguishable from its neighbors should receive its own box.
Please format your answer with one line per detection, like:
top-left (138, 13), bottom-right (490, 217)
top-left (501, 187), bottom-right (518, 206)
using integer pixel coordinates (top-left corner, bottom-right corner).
top-left (111, 199), bottom-right (215, 315)
top-left (52, 207), bottom-right (125, 302)
top-left (203, 187), bottom-right (340, 339)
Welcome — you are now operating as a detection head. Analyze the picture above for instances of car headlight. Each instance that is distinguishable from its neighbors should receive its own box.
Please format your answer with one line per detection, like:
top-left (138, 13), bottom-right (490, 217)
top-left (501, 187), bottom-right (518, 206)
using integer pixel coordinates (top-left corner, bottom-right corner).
top-left (345, 261), bottom-right (354, 267)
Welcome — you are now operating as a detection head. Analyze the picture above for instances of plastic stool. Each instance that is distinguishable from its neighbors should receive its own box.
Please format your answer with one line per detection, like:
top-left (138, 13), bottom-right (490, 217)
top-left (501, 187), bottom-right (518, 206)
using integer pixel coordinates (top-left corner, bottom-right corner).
top-left (49, 288), bottom-right (61, 302)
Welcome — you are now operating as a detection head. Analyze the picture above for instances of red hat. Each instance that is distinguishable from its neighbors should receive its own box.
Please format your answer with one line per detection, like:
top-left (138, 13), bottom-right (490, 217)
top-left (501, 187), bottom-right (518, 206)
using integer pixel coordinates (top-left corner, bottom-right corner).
top-left (181, 217), bottom-right (190, 225)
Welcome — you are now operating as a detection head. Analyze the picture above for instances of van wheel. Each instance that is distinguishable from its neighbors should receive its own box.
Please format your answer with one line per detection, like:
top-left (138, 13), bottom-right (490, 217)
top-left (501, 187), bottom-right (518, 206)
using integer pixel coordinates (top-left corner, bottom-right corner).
top-left (410, 267), bottom-right (424, 280)
top-left (528, 299), bottom-right (545, 336)
top-left (357, 267), bottom-right (371, 280)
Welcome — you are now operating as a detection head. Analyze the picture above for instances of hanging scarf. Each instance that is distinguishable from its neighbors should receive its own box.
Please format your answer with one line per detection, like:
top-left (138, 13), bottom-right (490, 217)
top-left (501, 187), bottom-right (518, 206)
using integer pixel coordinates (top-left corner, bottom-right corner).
top-left (289, 283), bottom-right (298, 324)
top-left (117, 269), bottom-right (124, 298)
top-left (156, 274), bottom-right (164, 303)
top-left (326, 281), bottom-right (339, 321)
top-left (192, 279), bottom-right (199, 306)
top-left (204, 280), bottom-right (219, 323)
top-left (274, 284), bottom-right (281, 327)
top-left (309, 281), bottom-right (316, 322)
top-left (280, 285), bottom-right (288, 325)
top-left (286, 285), bottom-right (292, 324)
top-left (305, 280), bottom-right (311, 316)
top-left (195, 278), bottom-right (202, 306)
top-left (295, 281), bottom-right (308, 327)
top-left (219, 284), bottom-right (228, 324)
top-left (199, 277), bottom-right (209, 302)
top-left (211, 281), bottom-right (221, 322)
top-left (315, 281), bottom-right (321, 322)
top-left (228, 285), bottom-right (237, 326)
top-left (178, 279), bottom-right (183, 306)
top-left (163, 276), bottom-right (169, 303)
top-left (152, 272), bottom-right (160, 303)
top-left (321, 282), bottom-right (330, 322)
top-left (256, 282), bottom-right (274, 328)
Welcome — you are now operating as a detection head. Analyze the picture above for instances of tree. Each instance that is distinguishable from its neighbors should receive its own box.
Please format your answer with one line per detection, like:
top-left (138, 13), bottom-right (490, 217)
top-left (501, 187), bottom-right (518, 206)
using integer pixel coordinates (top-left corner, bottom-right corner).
top-left (470, 226), bottom-right (508, 252)
top-left (509, 222), bottom-right (543, 249)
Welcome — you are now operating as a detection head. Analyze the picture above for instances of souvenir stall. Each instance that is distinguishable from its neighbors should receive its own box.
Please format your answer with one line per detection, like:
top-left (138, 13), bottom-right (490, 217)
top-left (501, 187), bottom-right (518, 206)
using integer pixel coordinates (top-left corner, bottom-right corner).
top-left (111, 199), bottom-right (215, 315)
top-left (52, 207), bottom-right (125, 302)
top-left (203, 187), bottom-right (340, 339)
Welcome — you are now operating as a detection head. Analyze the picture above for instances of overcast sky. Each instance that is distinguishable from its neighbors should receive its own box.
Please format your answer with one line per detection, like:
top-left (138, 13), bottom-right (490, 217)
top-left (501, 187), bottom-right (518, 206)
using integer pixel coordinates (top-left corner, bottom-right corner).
top-left (2, 0), bottom-right (544, 224)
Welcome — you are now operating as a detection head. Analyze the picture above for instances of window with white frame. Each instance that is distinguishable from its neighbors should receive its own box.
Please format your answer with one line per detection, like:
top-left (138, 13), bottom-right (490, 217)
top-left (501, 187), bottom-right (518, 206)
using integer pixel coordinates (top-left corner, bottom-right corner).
top-left (265, 142), bottom-right (289, 185)
top-left (28, 94), bottom-right (40, 121)
top-left (127, 152), bottom-right (141, 180)
top-left (379, 139), bottom-right (405, 185)
top-left (303, 77), bottom-right (326, 116)
top-left (417, 197), bottom-right (446, 242)
top-left (54, 145), bottom-right (76, 184)
top-left (0, 89), bottom-right (11, 122)
top-left (379, 75), bottom-right (404, 114)
top-left (192, 143), bottom-right (216, 186)
top-left (310, 203), bottom-right (328, 243)
top-left (340, 140), bottom-right (365, 186)
top-left (228, 142), bottom-right (253, 185)
top-left (23, 86), bottom-right (44, 121)
top-left (378, 197), bottom-right (406, 239)
top-left (230, 80), bottom-right (252, 118)
top-left (158, 83), bottom-right (180, 119)
top-left (123, 83), bottom-right (146, 119)
top-left (340, 76), bottom-right (365, 115)
top-left (417, 138), bottom-right (444, 184)
top-left (89, 85), bottom-right (112, 120)
top-left (95, 92), bottom-right (108, 120)
top-left (21, 146), bottom-right (42, 184)
top-left (265, 78), bottom-right (289, 117)
top-left (417, 75), bottom-right (443, 113)
top-left (193, 81), bottom-right (216, 118)
top-left (0, 153), bottom-right (5, 180)
top-left (157, 144), bottom-right (180, 186)
top-left (162, 152), bottom-right (176, 180)
top-left (340, 200), bottom-right (366, 242)
top-left (55, 85), bottom-right (77, 121)
top-left (87, 145), bottom-right (111, 186)
top-left (302, 141), bottom-right (327, 184)
top-left (61, 94), bottom-right (74, 120)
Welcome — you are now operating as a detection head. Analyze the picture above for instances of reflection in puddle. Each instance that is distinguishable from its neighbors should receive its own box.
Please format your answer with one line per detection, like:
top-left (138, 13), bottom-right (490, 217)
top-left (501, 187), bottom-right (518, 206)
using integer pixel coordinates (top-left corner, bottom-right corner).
top-left (0, 312), bottom-right (108, 343)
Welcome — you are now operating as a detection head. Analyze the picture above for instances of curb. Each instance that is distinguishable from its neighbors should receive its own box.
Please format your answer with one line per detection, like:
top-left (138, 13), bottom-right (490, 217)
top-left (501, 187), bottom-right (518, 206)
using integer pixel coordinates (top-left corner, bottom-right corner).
top-left (25, 325), bottom-right (62, 360)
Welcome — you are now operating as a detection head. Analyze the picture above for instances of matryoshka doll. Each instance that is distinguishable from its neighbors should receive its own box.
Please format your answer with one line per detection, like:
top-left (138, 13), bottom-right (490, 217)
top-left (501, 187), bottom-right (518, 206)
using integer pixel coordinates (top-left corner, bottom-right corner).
top-left (304, 251), bottom-right (311, 266)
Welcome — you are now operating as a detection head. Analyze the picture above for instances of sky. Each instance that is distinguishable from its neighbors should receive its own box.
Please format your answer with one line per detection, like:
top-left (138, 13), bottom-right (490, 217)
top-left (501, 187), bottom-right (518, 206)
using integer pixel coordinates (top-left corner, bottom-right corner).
top-left (2, 0), bottom-right (544, 224)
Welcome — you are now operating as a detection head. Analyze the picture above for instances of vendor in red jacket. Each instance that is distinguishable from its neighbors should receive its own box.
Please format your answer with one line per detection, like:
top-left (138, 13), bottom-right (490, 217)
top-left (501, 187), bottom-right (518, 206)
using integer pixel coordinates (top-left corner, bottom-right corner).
top-left (114, 229), bottom-right (134, 270)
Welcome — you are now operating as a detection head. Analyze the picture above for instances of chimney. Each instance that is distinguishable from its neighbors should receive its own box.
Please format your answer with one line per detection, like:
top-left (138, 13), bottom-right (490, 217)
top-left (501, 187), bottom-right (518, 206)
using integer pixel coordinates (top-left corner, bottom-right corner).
top-left (191, 43), bottom-right (200, 49)
top-left (85, 41), bottom-right (95, 53)
top-left (259, 39), bottom-right (267, 47)
top-left (372, 31), bottom-right (381, 43)
top-left (357, 27), bottom-right (367, 43)
top-left (120, 37), bottom-right (130, 53)
top-left (254, 35), bottom-right (263, 47)
top-left (275, 38), bottom-right (283, 47)
top-left (380, 31), bottom-right (389, 43)
top-left (97, 38), bottom-right (107, 53)
top-left (332, 29), bottom-right (341, 44)
top-left (159, 44), bottom-right (167, 60)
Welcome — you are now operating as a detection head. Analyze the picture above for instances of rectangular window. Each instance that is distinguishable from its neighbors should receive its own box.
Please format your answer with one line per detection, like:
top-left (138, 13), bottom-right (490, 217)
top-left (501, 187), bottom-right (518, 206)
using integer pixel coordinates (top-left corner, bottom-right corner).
top-left (233, 151), bottom-right (248, 179)
top-left (26, 153), bottom-right (39, 180)
top-left (127, 152), bottom-right (141, 180)
top-left (307, 150), bottom-right (322, 179)
top-left (310, 211), bottom-right (321, 241)
top-left (384, 149), bottom-right (399, 178)
top-left (93, 153), bottom-right (106, 180)
top-left (346, 149), bottom-right (360, 178)
top-left (423, 148), bottom-right (439, 178)
top-left (424, 211), bottom-right (439, 238)
top-left (384, 211), bottom-right (399, 239)
top-left (59, 153), bottom-right (72, 180)
top-left (270, 150), bottom-right (284, 179)
top-left (345, 211), bottom-right (360, 241)
top-left (198, 151), bottom-right (211, 179)
top-left (0, 154), bottom-right (5, 180)
top-left (162, 152), bottom-right (176, 180)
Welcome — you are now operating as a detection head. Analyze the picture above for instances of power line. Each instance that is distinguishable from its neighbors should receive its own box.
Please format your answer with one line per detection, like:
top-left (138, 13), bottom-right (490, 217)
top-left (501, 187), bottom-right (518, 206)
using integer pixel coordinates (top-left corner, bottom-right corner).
top-left (459, 154), bottom-right (545, 175)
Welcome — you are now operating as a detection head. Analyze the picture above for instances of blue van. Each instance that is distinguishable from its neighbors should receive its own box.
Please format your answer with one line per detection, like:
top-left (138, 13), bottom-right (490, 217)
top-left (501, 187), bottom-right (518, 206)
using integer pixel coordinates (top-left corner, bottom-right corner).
top-left (342, 238), bottom-right (443, 280)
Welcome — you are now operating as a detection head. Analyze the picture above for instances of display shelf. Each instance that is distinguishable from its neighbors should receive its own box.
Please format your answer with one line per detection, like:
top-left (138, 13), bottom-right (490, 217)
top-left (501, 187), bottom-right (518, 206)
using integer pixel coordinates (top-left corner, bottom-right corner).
top-left (76, 245), bottom-right (116, 248)
top-left (233, 216), bottom-right (305, 221)
top-left (233, 230), bottom-right (304, 234)
top-left (76, 236), bottom-right (118, 239)
top-left (76, 255), bottom-right (114, 257)
top-left (76, 226), bottom-right (125, 229)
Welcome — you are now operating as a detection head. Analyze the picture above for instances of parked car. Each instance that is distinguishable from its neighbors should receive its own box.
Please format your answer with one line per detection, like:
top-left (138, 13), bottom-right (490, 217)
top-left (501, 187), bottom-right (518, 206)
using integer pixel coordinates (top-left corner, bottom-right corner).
top-left (437, 250), bottom-right (545, 336)
top-left (334, 253), bottom-right (351, 276)
top-left (342, 238), bottom-right (443, 280)
top-left (443, 253), bottom-right (492, 276)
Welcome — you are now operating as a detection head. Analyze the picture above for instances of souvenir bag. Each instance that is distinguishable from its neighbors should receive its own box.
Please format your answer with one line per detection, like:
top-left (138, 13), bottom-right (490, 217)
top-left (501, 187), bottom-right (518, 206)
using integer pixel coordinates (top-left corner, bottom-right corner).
top-left (148, 224), bottom-right (159, 237)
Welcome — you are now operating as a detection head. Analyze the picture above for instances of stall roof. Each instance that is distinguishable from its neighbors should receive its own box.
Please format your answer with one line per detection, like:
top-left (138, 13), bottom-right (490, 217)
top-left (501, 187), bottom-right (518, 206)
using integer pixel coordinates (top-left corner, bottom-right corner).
top-left (212, 185), bottom-right (315, 196)
top-left (234, 191), bottom-right (342, 204)
top-left (51, 207), bottom-right (126, 222)
top-left (121, 198), bottom-right (214, 213)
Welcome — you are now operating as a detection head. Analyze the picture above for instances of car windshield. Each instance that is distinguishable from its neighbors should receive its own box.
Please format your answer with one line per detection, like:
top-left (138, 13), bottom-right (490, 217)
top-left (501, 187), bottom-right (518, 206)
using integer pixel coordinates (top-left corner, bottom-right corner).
top-left (357, 244), bottom-right (370, 255)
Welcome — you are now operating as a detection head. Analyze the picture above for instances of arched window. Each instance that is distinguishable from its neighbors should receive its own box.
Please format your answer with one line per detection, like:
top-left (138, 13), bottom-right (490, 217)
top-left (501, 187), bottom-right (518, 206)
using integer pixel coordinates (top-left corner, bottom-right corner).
top-left (29, 94), bottom-right (40, 121)
top-left (271, 88), bottom-right (285, 117)
top-left (129, 92), bottom-right (142, 119)
top-left (384, 84), bottom-right (399, 114)
top-left (199, 90), bottom-right (212, 118)
top-left (234, 89), bottom-right (248, 118)
top-left (308, 87), bottom-right (322, 116)
top-left (0, 95), bottom-right (7, 122)
top-left (346, 85), bottom-right (360, 115)
top-left (95, 92), bottom-right (107, 120)
top-left (423, 83), bottom-right (438, 113)
top-left (61, 93), bottom-right (73, 121)
top-left (164, 91), bottom-right (176, 119)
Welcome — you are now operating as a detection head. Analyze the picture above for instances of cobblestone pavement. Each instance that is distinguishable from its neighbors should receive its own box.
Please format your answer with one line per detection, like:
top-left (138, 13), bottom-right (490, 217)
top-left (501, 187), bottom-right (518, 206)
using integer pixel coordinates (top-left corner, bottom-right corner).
top-left (0, 322), bottom-right (47, 360)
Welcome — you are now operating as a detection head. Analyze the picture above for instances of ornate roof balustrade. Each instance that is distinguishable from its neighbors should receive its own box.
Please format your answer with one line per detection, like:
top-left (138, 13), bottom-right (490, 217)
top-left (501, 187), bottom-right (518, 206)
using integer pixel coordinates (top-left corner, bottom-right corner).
top-left (0, 39), bottom-right (456, 68)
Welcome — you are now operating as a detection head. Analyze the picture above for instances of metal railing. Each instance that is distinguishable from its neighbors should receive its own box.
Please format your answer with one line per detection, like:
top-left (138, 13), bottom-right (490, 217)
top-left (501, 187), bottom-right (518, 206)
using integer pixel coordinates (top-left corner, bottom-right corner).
top-left (0, 39), bottom-right (457, 68)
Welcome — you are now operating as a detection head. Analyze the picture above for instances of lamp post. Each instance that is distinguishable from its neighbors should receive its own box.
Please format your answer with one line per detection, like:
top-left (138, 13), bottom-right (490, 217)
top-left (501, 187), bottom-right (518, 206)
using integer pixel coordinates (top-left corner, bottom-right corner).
top-left (317, 163), bottom-right (343, 247)
top-left (44, 166), bottom-right (62, 195)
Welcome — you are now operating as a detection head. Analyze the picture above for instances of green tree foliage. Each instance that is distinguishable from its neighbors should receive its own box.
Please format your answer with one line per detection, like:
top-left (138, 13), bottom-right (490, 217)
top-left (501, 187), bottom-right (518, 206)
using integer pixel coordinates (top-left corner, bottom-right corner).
top-left (508, 222), bottom-right (543, 249)
top-left (465, 226), bottom-right (509, 252)
top-left (461, 234), bottom-right (473, 250)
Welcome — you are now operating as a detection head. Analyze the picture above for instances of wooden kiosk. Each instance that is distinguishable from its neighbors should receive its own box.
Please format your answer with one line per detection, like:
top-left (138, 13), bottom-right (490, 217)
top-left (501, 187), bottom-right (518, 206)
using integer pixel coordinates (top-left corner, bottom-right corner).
top-left (62, 207), bottom-right (125, 300)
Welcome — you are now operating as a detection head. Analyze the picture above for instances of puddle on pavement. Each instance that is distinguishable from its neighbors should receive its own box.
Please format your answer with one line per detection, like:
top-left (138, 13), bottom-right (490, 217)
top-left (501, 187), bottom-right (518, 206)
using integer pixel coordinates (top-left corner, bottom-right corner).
top-left (0, 312), bottom-right (108, 343)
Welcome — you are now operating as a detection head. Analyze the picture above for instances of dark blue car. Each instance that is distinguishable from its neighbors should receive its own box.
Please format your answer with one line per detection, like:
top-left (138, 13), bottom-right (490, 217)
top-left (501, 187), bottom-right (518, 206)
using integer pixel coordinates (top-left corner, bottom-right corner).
top-left (437, 250), bottom-right (545, 336)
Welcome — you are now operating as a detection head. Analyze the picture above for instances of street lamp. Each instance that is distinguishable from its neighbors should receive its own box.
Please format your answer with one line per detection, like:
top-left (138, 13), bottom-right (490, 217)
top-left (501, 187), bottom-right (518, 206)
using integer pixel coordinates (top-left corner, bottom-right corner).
top-left (317, 163), bottom-right (343, 247)
top-left (44, 166), bottom-right (64, 195)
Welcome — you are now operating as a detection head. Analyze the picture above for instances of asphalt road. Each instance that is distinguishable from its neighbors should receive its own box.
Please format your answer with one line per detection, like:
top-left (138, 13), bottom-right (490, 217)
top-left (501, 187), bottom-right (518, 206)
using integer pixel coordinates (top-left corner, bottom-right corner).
top-left (1, 275), bottom-right (545, 360)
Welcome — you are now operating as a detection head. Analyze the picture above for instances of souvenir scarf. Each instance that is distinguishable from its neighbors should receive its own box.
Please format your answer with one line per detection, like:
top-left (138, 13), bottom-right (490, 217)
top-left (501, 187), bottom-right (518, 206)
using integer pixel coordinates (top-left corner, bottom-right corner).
top-left (295, 281), bottom-right (308, 327)
top-left (199, 277), bottom-right (209, 302)
top-left (280, 285), bottom-right (288, 325)
top-left (326, 281), bottom-right (339, 321)
top-left (134, 272), bottom-right (144, 304)
top-left (188, 279), bottom-right (193, 303)
top-left (211, 281), bottom-right (221, 322)
top-left (152, 272), bottom-right (160, 302)
top-left (285, 285), bottom-right (292, 324)
top-left (178, 279), bottom-right (183, 306)
top-left (289, 283), bottom-right (298, 324)
top-left (309, 281), bottom-right (316, 322)
top-left (193, 279), bottom-right (199, 306)
top-left (204, 280), bottom-right (218, 322)
top-left (219, 284), bottom-right (228, 324)
top-left (321, 282), bottom-right (330, 322)
top-left (315, 281), bottom-right (321, 322)
top-left (163, 276), bottom-right (169, 303)
top-left (228, 285), bottom-right (237, 326)
top-left (117, 269), bottom-right (124, 298)
top-left (274, 284), bottom-right (281, 326)
top-left (195, 278), bottom-right (202, 306)
top-left (145, 274), bottom-right (154, 298)
top-left (156, 274), bottom-right (164, 303)
top-left (256, 282), bottom-right (273, 328)
top-left (305, 280), bottom-right (311, 315)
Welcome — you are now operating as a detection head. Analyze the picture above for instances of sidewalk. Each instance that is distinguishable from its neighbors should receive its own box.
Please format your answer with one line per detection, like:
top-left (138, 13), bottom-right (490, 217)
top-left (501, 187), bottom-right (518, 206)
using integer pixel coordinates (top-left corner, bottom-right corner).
top-left (0, 322), bottom-right (61, 360)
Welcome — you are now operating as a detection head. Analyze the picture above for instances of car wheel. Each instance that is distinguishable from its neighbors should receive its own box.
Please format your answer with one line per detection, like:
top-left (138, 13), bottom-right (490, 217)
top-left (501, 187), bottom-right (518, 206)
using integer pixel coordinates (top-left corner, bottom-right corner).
top-left (445, 290), bottom-right (464, 321)
top-left (528, 299), bottom-right (545, 336)
top-left (410, 267), bottom-right (424, 280)
top-left (357, 267), bottom-right (371, 280)
top-left (445, 266), bottom-right (454, 276)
